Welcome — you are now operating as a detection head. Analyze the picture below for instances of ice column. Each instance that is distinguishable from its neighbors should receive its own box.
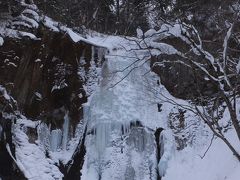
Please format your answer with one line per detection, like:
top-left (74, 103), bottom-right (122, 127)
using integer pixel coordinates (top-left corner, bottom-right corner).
top-left (62, 111), bottom-right (70, 151)
top-left (50, 129), bottom-right (62, 152)
top-left (158, 130), bottom-right (175, 177)
top-left (95, 123), bottom-right (110, 156)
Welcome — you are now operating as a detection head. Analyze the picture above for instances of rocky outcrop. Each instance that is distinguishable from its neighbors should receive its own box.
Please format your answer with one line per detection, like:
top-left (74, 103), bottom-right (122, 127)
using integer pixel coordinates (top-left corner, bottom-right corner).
top-left (151, 36), bottom-right (218, 100)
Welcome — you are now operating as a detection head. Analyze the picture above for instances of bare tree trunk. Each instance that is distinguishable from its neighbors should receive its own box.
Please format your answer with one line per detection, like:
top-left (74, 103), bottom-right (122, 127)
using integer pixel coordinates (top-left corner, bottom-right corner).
top-left (220, 136), bottom-right (240, 161)
top-left (195, 106), bottom-right (240, 161)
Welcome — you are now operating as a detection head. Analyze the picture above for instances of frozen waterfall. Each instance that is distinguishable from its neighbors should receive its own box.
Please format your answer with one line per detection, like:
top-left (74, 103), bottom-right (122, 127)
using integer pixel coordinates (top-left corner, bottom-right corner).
top-left (80, 36), bottom-right (174, 180)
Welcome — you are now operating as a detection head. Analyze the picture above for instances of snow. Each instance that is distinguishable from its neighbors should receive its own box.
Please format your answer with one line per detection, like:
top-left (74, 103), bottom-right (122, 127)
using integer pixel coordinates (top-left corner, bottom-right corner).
top-left (7, 62), bottom-right (17, 67)
top-left (0, 27), bottom-right (38, 40)
top-left (22, 9), bottom-right (40, 22)
top-left (136, 27), bottom-right (143, 38)
top-left (66, 28), bottom-right (108, 48)
top-left (42, 16), bottom-right (60, 32)
top-left (20, 1), bottom-right (38, 10)
top-left (17, 14), bottom-right (39, 28)
top-left (17, 117), bottom-right (39, 128)
top-left (163, 130), bottom-right (240, 180)
top-left (0, 85), bottom-right (12, 101)
top-left (34, 92), bottom-right (42, 100)
top-left (12, 21), bottom-right (33, 28)
top-left (144, 28), bottom-right (157, 37)
top-left (51, 83), bottom-right (68, 92)
top-left (85, 48), bottom-right (101, 96)
top-left (13, 117), bottom-right (63, 180)
top-left (66, 28), bottom-right (85, 43)
top-left (35, 59), bottom-right (41, 62)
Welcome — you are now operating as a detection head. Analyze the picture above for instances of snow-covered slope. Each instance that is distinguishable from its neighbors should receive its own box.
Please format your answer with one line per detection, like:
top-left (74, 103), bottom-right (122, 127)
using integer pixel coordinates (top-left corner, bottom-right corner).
top-left (163, 129), bottom-right (240, 180)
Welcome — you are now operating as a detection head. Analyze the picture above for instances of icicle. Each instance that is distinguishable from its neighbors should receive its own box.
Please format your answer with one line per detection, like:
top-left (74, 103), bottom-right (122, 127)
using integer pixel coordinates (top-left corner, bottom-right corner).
top-left (122, 122), bottom-right (131, 135)
top-left (97, 47), bottom-right (106, 66)
top-left (62, 111), bottom-right (70, 151)
top-left (95, 123), bottom-right (110, 156)
top-left (50, 129), bottom-right (62, 152)
top-left (37, 122), bottom-right (51, 151)
top-left (91, 46), bottom-right (95, 62)
top-left (83, 104), bottom-right (90, 130)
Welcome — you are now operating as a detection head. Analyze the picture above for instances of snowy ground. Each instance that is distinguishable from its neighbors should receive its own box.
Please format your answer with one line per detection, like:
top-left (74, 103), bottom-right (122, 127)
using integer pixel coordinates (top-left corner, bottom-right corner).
top-left (163, 129), bottom-right (240, 180)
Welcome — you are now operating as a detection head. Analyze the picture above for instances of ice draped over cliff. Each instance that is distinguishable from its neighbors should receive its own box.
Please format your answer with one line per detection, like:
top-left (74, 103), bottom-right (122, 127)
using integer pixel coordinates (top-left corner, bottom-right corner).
top-left (80, 35), bottom-right (176, 180)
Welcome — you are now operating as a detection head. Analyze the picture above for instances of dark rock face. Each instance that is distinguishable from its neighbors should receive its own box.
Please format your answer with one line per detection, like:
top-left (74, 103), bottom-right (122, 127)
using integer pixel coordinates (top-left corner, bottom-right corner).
top-left (154, 128), bottom-right (164, 180)
top-left (151, 36), bottom-right (218, 100)
top-left (63, 126), bottom-right (87, 180)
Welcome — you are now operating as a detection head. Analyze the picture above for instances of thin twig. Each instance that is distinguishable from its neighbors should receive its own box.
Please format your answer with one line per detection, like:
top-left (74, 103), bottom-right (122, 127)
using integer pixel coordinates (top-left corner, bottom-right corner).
top-left (199, 134), bottom-right (215, 159)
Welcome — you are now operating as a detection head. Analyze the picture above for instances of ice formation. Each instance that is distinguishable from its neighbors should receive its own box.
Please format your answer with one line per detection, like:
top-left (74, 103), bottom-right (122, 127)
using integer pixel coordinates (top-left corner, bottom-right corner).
top-left (62, 112), bottom-right (70, 151)
top-left (158, 130), bottom-right (175, 177)
top-left (80, 35), bottom-right (171, 180)
top-left (50, 129), bottom-right (62, 152)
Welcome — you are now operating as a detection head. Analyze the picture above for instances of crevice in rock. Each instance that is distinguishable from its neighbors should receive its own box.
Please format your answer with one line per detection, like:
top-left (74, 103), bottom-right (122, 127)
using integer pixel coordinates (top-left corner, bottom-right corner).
top-left (61, 124), bottom-right (87, 180)
top-left (155, 127), bottom-right (164, 180)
